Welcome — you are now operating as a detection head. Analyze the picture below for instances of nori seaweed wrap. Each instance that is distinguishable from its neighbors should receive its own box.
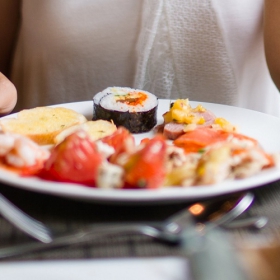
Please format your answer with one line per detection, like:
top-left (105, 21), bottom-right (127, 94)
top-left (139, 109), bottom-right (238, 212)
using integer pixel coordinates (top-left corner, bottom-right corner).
top-left (93, 87), bottom-right (158, 133)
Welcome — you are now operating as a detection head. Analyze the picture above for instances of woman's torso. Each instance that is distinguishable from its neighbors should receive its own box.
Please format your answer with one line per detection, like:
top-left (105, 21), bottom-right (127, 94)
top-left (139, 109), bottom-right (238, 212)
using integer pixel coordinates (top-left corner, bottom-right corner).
top-left (12, 0), bottom-right (144, 111)
top-left (11, 0), bottom-right (280, 117)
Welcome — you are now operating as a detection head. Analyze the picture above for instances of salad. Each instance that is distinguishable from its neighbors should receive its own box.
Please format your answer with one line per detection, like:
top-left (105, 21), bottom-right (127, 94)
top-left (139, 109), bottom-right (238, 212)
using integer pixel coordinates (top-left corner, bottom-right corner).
top-left (0, 99), bottom-right (278, 190)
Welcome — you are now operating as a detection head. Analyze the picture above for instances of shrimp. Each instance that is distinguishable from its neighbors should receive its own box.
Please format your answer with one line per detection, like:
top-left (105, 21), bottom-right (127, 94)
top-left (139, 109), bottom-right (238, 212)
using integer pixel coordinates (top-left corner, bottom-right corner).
top-left (0, 132), bottom-right (50, 175)
top-left (0, 133), bottom-right (16, 156)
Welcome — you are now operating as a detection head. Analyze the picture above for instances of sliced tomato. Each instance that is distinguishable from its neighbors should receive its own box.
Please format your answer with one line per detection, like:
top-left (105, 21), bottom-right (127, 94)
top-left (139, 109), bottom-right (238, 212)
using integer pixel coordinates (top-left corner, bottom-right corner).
top-left (123, 135), bottom-right (167, 189)
top-left (42, 130), bottom-right (103, 186)
top-left (101, 127), bottom-right (135, 164)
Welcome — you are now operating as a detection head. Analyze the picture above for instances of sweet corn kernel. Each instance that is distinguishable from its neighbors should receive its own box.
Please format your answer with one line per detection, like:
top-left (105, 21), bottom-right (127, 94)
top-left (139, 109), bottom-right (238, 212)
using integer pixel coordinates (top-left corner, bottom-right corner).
top-left (172, 109), bottom-right (187, 122)
top-left (193, 104), bottom-right (206, 112)
top-left (163, 111), bottom-right (173, 123)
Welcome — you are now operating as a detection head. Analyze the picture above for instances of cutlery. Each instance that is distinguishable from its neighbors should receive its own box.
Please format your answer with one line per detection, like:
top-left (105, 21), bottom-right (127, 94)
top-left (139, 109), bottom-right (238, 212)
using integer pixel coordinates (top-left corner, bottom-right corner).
top-left (0, 192), bottom-right (255, 259)
top-left (223, 215), bottom-right (268, 230)
top-left (0, 193), bottom-right (52, 243)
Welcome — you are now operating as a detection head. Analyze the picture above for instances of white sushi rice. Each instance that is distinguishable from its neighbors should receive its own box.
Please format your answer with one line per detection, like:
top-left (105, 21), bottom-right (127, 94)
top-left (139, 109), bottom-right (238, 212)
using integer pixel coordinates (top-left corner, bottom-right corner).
top-left (93, 87), bottom-right (158, 112)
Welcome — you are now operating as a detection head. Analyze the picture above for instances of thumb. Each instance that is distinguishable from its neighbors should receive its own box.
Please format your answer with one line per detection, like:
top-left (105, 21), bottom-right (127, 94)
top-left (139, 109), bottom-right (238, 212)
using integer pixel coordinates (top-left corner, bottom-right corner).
top-left (0, 72), bottom-right (17, 115)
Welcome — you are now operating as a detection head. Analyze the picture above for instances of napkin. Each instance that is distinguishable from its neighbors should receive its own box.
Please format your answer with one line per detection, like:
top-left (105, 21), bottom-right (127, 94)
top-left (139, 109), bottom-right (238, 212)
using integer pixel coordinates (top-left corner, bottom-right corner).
top-left (0, 257), bottom-right (191, 280)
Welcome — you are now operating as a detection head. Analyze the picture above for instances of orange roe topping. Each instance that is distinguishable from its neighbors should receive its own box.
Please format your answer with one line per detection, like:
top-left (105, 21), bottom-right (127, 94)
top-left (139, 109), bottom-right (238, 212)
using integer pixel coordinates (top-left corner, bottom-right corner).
top-left (116, 91), bottom-right (147, 106)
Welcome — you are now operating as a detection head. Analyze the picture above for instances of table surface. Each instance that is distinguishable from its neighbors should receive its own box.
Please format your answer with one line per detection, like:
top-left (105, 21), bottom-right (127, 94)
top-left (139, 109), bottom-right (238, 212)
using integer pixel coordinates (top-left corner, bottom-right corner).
top-left (1, 179), bottom-right (280, 279)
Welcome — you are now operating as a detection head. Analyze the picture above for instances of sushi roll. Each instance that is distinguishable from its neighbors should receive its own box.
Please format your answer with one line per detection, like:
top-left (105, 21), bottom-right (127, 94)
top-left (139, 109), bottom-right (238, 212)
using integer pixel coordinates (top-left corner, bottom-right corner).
top-left (93, 87), bottom-right (158, 133)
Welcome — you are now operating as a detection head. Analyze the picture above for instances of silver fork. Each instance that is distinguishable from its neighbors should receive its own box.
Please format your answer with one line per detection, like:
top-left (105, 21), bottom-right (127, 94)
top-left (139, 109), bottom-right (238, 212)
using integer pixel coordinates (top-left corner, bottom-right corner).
top-left (0, 192), bottom-right (257, 259)
top-left (0, 193), bottom-right (52, 243)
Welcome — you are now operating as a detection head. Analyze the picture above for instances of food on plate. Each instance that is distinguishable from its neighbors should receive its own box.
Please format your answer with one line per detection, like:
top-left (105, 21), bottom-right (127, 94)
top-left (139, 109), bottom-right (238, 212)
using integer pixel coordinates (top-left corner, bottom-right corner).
top-left (41, 128), bottom-right (126, 189)
top-left (39, 126), bottom-right (278, 188)
top-left (164, 131), bottom-right (275, 186)
top-left (93, 87), bottom-right (158, 133)
top-left (122, 134), bottom-right (167, 189)
top-left (0, 107), bottom-right (87, 145)
top-left (0, 132), bottom-right (50, 176)
top-left (173, 127), bottom-right (258, 154)
top-left (42, 129), bottom-right (168, 189)
top-left (0, 97), bottom-right (279, 190)
top-left (162, 99), bottom-right (237, 140)
top-left (54, 120), bottom-right (117, 144)
top-left (0, 124), bottom-right (278, 189)
top-left (101, 126), bottom-right (135, 165)
top-left (42, 130), bottom-right (104, 186)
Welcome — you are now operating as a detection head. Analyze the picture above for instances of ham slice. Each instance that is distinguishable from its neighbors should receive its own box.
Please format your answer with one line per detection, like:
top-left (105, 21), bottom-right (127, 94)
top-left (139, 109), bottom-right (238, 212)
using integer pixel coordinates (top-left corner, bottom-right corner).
top-left (198, 110), bottom-right (216, 125)
top-left (163, 122), bottom-right (186, 140)
top-left (163, 109), bottom-right (216, 140)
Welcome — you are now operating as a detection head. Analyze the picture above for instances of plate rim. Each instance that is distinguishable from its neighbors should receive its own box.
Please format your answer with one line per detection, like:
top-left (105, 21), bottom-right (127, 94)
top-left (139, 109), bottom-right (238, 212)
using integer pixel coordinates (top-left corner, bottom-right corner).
top-left (0, 99), bottom-right (280, 204)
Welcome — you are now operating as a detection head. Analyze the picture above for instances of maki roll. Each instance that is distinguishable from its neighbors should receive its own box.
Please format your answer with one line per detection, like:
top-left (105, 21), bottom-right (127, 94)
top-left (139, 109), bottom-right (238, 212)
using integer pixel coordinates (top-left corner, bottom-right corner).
top-left (93, 87), bottom-right (158, 133)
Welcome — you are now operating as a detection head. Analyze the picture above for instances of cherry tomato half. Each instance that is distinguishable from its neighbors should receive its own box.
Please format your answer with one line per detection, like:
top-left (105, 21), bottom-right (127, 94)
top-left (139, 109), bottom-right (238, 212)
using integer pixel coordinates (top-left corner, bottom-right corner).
top-left (123, 135), bottom-right (167, 189)
top-left (42, 130), bottom-right (103, 186)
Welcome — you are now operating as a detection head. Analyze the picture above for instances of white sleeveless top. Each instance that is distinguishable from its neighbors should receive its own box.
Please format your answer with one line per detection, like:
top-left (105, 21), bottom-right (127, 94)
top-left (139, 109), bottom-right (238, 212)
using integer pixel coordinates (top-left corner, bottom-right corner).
top-left (11, 0), bottom-right (280, 117)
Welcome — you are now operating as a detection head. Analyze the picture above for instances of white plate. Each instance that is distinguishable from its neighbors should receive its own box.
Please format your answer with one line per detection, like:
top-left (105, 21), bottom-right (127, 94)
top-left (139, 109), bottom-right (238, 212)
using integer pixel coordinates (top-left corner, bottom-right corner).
top-left (1, 100), bottom-right (280, 203)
